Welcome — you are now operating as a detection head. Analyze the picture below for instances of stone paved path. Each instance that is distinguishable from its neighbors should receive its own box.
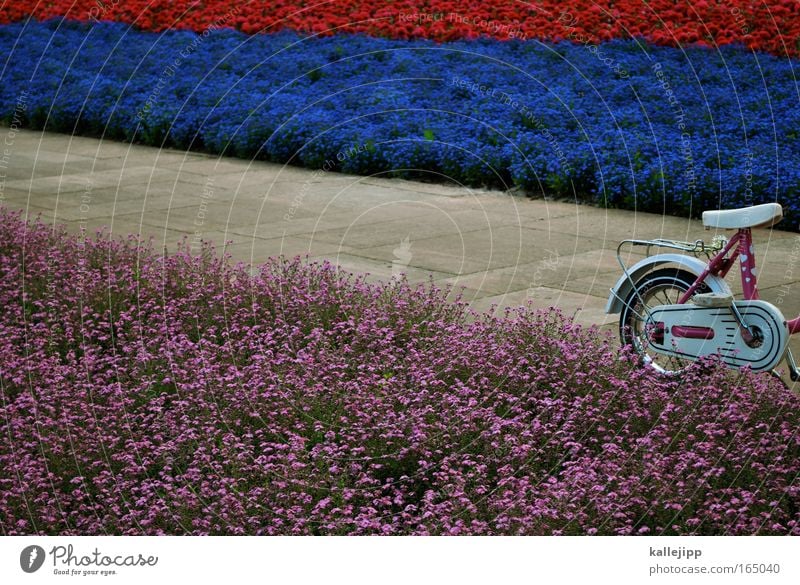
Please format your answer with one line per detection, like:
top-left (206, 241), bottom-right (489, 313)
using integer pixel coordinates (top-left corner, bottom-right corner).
top-left (3, 129), bottom-right (800, 375)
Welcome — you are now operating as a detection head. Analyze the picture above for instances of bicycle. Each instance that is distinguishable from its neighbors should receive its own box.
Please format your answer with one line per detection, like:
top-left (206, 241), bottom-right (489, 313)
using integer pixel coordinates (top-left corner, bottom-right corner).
top-left (606, 203), bottom-right (798, 379)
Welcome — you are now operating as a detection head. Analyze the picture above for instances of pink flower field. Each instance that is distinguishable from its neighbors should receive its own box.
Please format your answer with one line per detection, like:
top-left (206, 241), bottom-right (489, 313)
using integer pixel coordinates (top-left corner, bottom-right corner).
top-left (0, 208), bottom-right (798, 535)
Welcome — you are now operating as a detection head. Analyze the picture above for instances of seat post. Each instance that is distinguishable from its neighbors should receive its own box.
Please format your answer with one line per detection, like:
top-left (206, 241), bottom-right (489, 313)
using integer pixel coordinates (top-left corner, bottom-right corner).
top-left (737, 228), bottom-right (759, 300)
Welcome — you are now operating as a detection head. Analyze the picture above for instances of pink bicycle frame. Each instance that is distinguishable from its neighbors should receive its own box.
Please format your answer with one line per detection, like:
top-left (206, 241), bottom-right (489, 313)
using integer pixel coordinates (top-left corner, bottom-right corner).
top-left (677, 228), bottom-right (800, 334)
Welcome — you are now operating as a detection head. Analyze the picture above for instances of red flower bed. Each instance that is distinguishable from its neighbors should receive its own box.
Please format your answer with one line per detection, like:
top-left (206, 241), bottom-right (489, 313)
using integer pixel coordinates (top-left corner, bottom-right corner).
top-left (2, 1), bottom-right (799, 55)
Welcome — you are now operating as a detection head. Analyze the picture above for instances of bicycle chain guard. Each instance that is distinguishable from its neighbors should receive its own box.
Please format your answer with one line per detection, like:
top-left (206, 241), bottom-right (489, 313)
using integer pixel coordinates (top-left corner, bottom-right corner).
top-left (645, 301), bottom-right (788, 372)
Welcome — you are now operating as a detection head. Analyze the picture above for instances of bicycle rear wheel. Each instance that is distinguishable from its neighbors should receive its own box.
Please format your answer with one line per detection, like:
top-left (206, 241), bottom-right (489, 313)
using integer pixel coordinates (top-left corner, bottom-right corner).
top-left (618, 268), bottom-right (710, 375)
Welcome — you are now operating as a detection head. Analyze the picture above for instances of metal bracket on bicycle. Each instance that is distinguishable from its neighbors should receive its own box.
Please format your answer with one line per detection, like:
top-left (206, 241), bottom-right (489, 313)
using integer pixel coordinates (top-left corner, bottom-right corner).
top-left (617, 235), bottom-right (727, 261)
top-left (613, 235), bottom-right (728, 324)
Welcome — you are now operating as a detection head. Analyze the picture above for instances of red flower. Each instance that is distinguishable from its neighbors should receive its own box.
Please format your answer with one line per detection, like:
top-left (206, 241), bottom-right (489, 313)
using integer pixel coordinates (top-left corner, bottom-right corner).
top-left (1, 0), bottom-right (797, 57)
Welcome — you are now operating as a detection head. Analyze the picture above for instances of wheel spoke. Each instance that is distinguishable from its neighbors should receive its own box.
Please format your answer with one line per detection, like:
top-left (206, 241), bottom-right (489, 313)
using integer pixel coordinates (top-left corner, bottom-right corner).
top-left (620, 272), bottom-right (698, 375)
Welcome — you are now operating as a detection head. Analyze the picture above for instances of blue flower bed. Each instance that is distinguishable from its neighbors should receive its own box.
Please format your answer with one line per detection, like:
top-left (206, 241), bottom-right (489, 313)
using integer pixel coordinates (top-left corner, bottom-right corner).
top-left (2, 19), bottom-right (799, 227)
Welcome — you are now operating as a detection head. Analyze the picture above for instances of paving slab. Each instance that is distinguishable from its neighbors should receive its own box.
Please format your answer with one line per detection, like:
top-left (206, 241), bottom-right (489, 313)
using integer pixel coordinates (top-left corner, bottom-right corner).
top-left (308, 207), bottom-right (523, 249)
top-left (219, 234), bottom-right (349, 265)
top-left (350, 225), bottom-right (615, 275)
top-left (469, 287), bottom-right (616, 329)
top-left (307, 252), bottom-right (459, 284)
top-left (438, 248), bottom-right (641, 298)
top-left (5, 167), bottom-right (182, 194)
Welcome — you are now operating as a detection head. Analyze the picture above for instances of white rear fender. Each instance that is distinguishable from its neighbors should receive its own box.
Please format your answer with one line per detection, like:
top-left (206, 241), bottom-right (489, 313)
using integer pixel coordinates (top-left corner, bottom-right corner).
top-left (605, 254), bottom-right (733, 314)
